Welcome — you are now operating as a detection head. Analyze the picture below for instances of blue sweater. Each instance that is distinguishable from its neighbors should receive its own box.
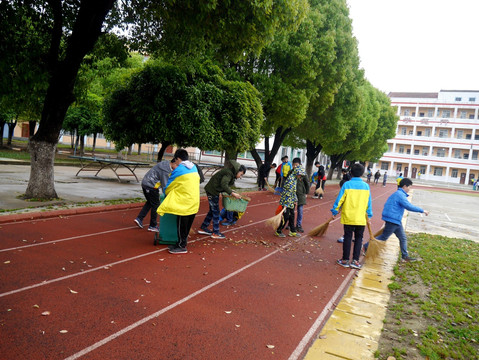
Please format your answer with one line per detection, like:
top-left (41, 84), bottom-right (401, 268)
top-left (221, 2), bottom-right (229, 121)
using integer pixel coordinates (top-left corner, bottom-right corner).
top-left (382, 188), bottom-right (424, 225)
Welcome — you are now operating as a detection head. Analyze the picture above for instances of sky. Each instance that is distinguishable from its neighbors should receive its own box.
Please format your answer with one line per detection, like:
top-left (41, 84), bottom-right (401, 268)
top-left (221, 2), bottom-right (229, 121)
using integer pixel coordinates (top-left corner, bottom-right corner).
top-left (346, 0), bottom-right (479, 94)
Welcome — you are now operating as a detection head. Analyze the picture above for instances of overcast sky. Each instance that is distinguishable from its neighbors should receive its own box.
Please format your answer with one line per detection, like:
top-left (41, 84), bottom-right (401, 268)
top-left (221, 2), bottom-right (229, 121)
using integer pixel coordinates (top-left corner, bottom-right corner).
top-left (346, 0), bottom-right (479, 94)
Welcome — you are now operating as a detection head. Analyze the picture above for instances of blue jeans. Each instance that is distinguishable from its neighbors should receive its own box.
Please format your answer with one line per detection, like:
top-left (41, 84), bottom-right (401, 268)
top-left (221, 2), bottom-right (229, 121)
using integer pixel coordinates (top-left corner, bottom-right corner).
top-left (201, 195), bottom-right (221, 234)
top-left (375, 221), bottom-right (409, 259)
top-left (296, 205), bottom-right (303, 227)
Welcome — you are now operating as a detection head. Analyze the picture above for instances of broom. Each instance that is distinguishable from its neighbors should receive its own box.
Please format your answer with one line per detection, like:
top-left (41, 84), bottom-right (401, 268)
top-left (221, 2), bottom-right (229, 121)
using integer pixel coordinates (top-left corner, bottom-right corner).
top-left (373, 224), bottom-right (384, 238)
top-left (265, 206), bottom-right (286, 230)
top-left (365, 220), bottom-right (386, 261)
top-left (266, 181), bottom-right (275, 193)
top-left (308, 215), bottom-right (335, 237)
top-left (314, 180), bottom-right (324, 196)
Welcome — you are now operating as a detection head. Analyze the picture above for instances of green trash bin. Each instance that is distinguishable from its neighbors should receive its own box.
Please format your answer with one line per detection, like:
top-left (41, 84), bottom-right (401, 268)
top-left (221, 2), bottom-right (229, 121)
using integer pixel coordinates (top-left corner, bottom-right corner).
top-left (153, 194), bottom-right (178, 246)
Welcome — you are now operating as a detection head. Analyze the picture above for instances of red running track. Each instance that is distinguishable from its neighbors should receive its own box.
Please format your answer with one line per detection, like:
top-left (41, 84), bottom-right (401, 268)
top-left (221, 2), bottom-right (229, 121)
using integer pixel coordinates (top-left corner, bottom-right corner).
top-left (0, 184), bottom-right (395, 360)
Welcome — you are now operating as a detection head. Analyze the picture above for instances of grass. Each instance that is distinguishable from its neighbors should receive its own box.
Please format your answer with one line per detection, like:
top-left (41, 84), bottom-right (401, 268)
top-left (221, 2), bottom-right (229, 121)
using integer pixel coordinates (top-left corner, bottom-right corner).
top-left (376, 233), bottom-right (479, 359)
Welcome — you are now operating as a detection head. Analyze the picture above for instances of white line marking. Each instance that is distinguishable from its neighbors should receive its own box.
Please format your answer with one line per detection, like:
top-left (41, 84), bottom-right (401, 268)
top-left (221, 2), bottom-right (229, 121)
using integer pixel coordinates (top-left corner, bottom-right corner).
top-left (288, 267), bottom-right (357, 360)
top-left (445, 213), bottom-right (451, 221)
top-left (63, 249), bottom-right (281, 360)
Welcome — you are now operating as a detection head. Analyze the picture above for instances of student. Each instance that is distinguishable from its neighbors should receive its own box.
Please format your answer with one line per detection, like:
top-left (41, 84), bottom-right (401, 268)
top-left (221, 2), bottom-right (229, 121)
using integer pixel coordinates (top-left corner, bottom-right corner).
top-left (134, 159), bottom-right (177, 232)
top-left (336, 169), bottom-right (352, 243)
top-left (366, 167), bottom-right (372, 183)
top-left (157, 149), bottom-right (200, 254)
top-left (331, 163), bottom-right (373, 270)
top-left (258, 162), bottom-right (277, 191)
top-left (273, 160), bottom-right (283, 189)
top-left (312, 163), bottom-right (326, 199)
top-left (294, 159), bottom-right (309, 233)
top-left (363, 178), bottom-right (429, 262)
top-left (396, 172), bottom-right (403, 187)
top-left (280, 156), bottom-right (292, 187)
top-left (275, 163), bottom-right (305, 238)
top-left (198, 161), bottom-right (245, 239)
top-left (374, 170), bottom-right (381, 185)
top-left (382, 171), bottom-right (388, 187)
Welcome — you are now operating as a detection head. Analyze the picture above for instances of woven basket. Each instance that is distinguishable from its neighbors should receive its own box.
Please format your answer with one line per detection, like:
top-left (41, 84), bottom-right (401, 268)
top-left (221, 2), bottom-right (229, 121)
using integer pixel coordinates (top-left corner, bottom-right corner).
top-left (222, 194), bottom-right (249, 212)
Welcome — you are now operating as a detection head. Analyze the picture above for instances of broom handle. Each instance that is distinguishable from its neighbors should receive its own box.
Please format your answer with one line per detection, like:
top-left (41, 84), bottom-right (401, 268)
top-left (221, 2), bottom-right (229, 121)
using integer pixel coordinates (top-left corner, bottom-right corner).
top-left (366, 217), bottom-right (374, 239)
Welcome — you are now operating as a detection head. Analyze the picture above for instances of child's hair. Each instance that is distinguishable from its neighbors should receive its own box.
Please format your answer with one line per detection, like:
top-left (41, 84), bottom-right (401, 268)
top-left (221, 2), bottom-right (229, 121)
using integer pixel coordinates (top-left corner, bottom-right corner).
top-left (399, 178), bottom-right (413, 188)
top-left (350, 163), bottom-right (365, 177)
top-left (292, 157), bottom-right (301, 165)
top-left (238, 165), bottom-right (247, 175)
top-left (271, 163), bottom-right (277, 168)
top-left (281, 156), bottom-right (288, 161)
top-left (174, 149), bottom-right (189, 161)
top-left (314, 161), bottom-right (320, 166)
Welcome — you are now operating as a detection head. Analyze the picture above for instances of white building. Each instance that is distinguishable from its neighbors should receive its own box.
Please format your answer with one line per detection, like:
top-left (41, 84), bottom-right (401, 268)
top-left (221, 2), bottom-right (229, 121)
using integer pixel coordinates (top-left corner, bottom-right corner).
top-left (375, 90), bottom-right (479, 184)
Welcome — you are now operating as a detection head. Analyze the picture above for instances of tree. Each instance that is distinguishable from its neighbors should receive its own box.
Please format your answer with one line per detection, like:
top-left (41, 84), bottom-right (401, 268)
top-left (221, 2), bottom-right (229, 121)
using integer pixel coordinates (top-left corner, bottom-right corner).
top-left (4, 0), bottom-right (306, 199)
top-left (103, 60), bottom-right (263, 163)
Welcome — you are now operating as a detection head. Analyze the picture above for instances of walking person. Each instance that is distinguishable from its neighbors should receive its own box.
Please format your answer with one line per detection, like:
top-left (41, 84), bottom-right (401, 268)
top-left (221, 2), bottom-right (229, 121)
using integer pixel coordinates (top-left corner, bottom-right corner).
top-left (363, 178), bottom-right (429, 262)
top-left (331, 163), bottom-right (373, 270)
top-left (198, 160), bottom-right (245, 239)
top-left (382, 171), bottom-right (388, 187)
top-left (157, 149), bottom-right (200, 254)
top-left (258, 161), bottom-right (276, 191)
top-left (312, 163), bottom-right (326, 199)
top-left (374, 170), bottom-right (381, 185)
top-left (134, 159), bottom-right (177, 232)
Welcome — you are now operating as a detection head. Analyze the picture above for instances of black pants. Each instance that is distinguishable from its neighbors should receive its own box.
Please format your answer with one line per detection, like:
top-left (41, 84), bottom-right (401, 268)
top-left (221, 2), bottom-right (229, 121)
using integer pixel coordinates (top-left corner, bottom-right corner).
top-left (274, 172), bottom-right (282, 188)
top-left (258, 176), bottom-right (267, 189)
top-left (277, 207), bottom-right (296, 233)
top-left (137, 187), bottom-right (160, 227)
top-left (177, 214), bottom-right (196, 248)
top-left (342, 224), bottom-right (364, 262)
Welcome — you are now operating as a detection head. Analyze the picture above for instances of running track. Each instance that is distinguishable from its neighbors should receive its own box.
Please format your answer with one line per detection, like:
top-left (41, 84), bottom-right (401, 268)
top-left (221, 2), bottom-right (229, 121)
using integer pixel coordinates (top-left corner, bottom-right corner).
top-left (0, 184), bottom-right (395, 360)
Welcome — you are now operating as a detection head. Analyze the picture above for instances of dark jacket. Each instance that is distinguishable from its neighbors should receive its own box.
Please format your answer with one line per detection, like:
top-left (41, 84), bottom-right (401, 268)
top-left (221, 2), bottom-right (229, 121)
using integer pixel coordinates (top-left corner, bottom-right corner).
top-left (204, 160), bottom-right (241, 196)
top-left (259, 162), bottom-right (272, 178)
top-left (296, 174), bottom-right (309, 206)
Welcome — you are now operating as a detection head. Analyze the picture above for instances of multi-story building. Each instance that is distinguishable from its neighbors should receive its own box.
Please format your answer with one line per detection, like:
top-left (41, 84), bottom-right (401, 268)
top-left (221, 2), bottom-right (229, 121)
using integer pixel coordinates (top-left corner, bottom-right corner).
top-left (375, 90), bottom-right (479, 185)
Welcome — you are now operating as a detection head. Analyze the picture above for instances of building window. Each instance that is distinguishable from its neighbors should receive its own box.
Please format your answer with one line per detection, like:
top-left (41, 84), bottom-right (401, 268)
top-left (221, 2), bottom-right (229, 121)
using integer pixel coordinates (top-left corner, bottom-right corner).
top-left (457, 130), bottom-right (463, 139)
top-left (460, 111), bottom-right (467, 119)
top-left (404, 109), bottom-right (410, 116)
top-left (414, 149), bottom-right (420, 155)
top-left (463, 153), bottom-right (469, 160)
top-left (434, 167), bottom-right (443, 176)
top-left (381, 162), bottom-right (389, 170)
top-left (417, 131), bottom-right (422, 136)
top-left (419, 112), bottom-right (424, 117)
top-left (454, 149), bottom-right (461, 158)
top-left (442, 110), bottom-right (451, 118)
top-left (398, 146), bottom-right (404, 154)
top-left (420, 166), bottom-right (427, 174)
top-left (406, 149), bottom-right (411, 154)
top-left (401, 127), bottom-right (407, 135)
top-left (425, 129), bottom-right (431, 137)
top-left (438, 129), bottom-right (448, 138)
top-left (396, 164), bottom-right (402, 171)
top-left (451, 169), bottom-right (458, 178)
top-left (470, 114), bottom-right (475, 119)
top-left (455, 97), bottom-right (461, 101)
top-left (422, 148), bottom-right (428, 156)
top-left (428, 109), bottom-right (434, 117)
top-left (473, 151), bottom-right (478, 160)
top-left (436, 148), bottom-right (446, 157)
top-left (466, 134), bottom-right (472, 140)
top-left (204, 150), bottom-right (223, 156)
top-left (469, 97), bottom-right (476, 102)
top-left (412, 112), bottom-right (416, 117)
top-left (408, 130), bottom-right (413, 135)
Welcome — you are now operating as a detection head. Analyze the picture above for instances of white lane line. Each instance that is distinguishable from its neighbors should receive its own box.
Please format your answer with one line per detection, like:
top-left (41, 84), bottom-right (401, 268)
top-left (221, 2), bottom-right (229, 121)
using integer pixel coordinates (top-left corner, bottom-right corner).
top-left (445, 213), bottom-right (451, 221)
top-left (288, 267), bottom-right (357, 360)
top-left (0, 227), bottom-right (136, 253)
top-left (63, 248), bottom-right (281, 360)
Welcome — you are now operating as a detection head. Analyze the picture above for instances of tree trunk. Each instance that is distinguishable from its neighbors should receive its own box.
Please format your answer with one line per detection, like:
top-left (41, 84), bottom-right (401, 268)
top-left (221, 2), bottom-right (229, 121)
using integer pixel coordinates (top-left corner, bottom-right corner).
top-left (25, 141), bottom-right (58, 199)
top-left (127, 144), bottom-right (132, 155)
top-left (26, 0), bottom-right (115, 199)
top-left (157, 142), bottom-right (171, 162)
top-left (137, 143), bottom-right (142, 155)
top-left (92, 133), bottom-right (97, 154)
top-left (7, 120), bottom-right (17, 146)
top-left (224, 149), bottom-right (238, 169)
top-left (305, 139), bottom-right (322, 181)
top-left (79, 134), bottom-right (85, 155)
top-left (0, 121), bottom-right (5, 147)
top-left (28, 121), bottom-right (36, 138)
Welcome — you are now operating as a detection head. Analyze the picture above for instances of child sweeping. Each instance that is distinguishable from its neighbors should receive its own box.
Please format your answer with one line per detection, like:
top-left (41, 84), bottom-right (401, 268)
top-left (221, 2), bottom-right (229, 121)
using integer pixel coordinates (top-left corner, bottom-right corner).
top-left (331, 163), bottom-right (373, 270)
top-left (274, 162), bottom-right (305, 238)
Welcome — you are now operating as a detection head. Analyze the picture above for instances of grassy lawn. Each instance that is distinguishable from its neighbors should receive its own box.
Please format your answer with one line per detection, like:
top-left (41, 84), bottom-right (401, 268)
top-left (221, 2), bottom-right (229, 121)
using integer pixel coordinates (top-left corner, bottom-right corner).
top-left (376, 234), bottom-right (479, 359)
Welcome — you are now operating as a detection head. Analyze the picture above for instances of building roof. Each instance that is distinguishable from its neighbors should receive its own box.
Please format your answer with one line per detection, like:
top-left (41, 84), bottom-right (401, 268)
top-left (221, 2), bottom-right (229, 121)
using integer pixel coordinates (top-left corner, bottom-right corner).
top-left (388, 92), bottom-right (438, 98)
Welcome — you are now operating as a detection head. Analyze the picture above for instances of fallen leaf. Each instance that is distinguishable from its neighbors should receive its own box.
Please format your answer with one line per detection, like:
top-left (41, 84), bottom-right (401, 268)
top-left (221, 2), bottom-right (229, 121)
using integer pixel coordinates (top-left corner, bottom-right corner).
top-left (41, 311), bottom-right (51, 316)
top-left (318, 334), bottom-right (327, 339)
top-left (4, 261), bottom-right (10, 264)
top-left (224, 311), bottom-right (232, 314)
top-left (235, 324), bottom-right (240, 328)
top-left (33, 304), bottom-right (40, 309)
top-left (266, 345), bottom-right (275, 349)
top-left (69, 288), bottom-right (78, 294)
top-left (134, 299), bottom-right (139, 303)
top-left (59, 330), bottom-right (68, 334)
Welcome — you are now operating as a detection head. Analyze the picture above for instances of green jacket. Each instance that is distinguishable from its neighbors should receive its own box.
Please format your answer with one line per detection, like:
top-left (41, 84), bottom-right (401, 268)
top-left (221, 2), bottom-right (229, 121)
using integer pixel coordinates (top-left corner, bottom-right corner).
top-left (296, 175), bottom-right (310, 206)
top-left (204, 160), bottom-right (241, 196)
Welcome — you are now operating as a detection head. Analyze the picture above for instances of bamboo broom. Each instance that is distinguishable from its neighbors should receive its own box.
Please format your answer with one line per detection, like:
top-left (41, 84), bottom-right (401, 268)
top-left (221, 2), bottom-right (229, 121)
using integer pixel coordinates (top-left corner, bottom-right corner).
top-left (265, 207), bottom-right (286, 230)
top-left (266, 181), bottom-right (275, 193)
top-left (365, 220), bottom-right (386, 261)
top-left (308, 215), bottom-right (335, 237)
top-left (373, 224), bottom-right (384, 238)
top-left (314, 180), bottom-right (324, 196)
